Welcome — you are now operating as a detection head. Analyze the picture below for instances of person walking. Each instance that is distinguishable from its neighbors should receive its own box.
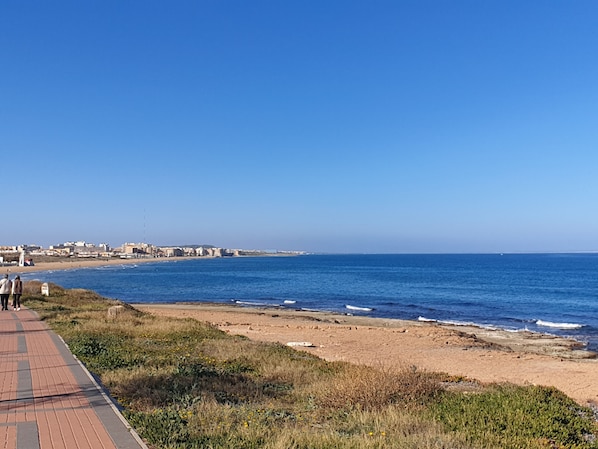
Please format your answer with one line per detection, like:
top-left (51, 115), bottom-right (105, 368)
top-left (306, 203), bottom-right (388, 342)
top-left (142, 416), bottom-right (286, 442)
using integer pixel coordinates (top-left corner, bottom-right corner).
top-left (12, 275), bottom-right (22, 311)
top-left (0, 274), bottom-right (11, 311)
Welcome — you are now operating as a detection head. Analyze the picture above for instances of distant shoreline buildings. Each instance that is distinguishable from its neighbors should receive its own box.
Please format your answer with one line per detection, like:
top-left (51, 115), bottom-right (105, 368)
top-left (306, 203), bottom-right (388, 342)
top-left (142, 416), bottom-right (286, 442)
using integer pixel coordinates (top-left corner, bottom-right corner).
top-left (0, 241), bottom-right (305, 266)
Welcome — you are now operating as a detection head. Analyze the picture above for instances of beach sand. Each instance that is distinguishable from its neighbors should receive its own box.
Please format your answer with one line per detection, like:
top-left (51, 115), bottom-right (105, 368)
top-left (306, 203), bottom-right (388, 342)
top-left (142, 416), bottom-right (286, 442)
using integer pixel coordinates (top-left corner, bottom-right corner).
top-left (135, 303), bottom-right (598, 406)
top-left (1, 256), bottom-right (193, 275)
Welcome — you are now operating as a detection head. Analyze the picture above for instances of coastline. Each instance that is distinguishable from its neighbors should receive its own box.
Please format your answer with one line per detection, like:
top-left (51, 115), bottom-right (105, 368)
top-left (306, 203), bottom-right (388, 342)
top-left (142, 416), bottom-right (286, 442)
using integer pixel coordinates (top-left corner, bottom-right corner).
top-left (6, 256), bottom-right (598, 404)
top-left (0, 255), bottom-right (201, 275)
top-left (1, 253), bottom-right (291, 275)
top-left (134, 302), bottom-right (598, 405)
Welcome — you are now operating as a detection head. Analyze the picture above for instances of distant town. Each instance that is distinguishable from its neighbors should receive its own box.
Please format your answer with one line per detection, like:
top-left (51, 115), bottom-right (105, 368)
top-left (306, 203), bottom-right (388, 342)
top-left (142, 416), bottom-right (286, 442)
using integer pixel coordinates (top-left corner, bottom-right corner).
top-left (0, 241), bottom-right (306, 267)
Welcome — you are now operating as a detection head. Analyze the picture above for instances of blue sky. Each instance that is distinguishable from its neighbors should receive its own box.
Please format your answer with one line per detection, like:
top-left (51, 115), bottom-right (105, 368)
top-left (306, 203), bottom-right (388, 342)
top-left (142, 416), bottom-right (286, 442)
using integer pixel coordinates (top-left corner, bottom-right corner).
top-left (2, 1), bottom-right (597, 253)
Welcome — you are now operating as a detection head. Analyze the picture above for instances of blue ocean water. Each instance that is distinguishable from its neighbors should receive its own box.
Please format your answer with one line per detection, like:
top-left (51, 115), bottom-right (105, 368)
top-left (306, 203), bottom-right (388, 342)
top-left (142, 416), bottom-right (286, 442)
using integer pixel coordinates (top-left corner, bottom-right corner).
top-left (23, 253), bottom-right (598, 351)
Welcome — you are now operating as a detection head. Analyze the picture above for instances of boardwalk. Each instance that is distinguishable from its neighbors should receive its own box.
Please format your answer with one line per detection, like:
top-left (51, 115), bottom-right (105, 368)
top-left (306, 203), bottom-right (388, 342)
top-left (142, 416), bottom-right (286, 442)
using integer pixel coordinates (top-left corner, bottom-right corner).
top-left (0, 307), bottom-right (147, 449)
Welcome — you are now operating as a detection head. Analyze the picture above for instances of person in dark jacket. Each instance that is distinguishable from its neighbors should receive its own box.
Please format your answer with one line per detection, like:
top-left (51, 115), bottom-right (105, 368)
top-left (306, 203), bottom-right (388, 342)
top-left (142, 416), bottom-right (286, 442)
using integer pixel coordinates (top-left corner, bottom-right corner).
top-left (12, 275), bottom-right (22, 311)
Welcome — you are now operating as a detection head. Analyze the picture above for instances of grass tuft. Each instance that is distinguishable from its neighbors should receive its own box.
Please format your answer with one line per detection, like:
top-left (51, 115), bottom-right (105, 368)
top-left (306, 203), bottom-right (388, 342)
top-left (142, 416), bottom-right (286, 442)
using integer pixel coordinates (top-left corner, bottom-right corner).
top-left (313, 364), bottom-right (443, 412)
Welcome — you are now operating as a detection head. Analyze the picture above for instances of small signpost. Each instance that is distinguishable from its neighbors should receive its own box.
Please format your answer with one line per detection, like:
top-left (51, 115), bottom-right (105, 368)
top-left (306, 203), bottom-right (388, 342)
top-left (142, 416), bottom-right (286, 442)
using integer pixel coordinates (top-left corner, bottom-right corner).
top-left (41, 283), bottom-right (50, 296)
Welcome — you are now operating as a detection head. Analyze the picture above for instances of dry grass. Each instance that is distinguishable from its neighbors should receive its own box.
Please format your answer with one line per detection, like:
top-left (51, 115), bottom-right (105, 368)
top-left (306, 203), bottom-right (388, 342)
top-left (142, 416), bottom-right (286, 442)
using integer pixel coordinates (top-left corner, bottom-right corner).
top-left (199, 338), bottom-right (337, 387)
top-left (312, 364), bottom-right (443, 412)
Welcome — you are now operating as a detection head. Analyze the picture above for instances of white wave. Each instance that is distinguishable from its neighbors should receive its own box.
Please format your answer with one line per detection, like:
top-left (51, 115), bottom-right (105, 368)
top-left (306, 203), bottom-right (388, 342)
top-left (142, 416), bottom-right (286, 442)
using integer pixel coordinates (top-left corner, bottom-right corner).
top-left (234, 300), bottom-right (280, 307)
top-left (418, 316), bottom-right (473, 326)
top-left (536, 320), bottom-right (584, 330)
top-left (283, 300), bottom-right (296, 304)
top-left (345, 304), bottom-right (373, 312)
top-left (418, 317), bottom-right (499, 331)
top-left (449, 320), bottom-right (498, 330)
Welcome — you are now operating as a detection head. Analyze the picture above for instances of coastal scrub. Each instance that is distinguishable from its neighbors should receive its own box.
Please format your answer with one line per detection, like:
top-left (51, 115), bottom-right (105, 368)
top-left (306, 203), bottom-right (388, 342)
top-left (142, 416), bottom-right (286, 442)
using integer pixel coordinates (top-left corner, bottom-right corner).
top-left (25, 281), bottom-right (598, 449)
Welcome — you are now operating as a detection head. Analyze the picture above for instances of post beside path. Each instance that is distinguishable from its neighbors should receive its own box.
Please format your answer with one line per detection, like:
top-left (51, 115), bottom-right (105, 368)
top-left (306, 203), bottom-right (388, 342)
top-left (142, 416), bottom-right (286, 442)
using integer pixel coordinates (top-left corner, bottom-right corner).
top-left (0, 307), bottom-right (147, 449)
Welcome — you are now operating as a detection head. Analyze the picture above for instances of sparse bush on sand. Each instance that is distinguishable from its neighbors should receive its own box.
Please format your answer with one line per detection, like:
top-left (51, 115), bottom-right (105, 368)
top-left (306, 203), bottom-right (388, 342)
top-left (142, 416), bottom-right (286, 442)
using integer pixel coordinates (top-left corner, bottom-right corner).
top-left (26, 282), bottom-right (598, 449)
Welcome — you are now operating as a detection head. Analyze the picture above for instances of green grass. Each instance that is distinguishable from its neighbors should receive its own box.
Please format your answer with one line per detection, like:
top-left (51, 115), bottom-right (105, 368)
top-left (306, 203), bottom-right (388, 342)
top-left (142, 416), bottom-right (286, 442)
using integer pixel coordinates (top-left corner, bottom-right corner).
top-left (24, 281), bottom-right (598, 449)
top-left (432, 385), bottom-right (597, 449)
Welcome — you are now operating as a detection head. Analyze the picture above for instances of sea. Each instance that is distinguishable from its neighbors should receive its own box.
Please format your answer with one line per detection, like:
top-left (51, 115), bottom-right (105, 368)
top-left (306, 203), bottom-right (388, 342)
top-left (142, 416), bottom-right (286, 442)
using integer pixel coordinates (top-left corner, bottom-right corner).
top-left (21, 253), bottom-right (598, 352)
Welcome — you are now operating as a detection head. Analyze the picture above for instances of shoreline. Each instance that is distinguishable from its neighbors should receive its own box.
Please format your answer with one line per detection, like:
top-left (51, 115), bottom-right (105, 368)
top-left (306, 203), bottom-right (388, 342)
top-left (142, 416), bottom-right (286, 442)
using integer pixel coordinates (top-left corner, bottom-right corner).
top-left (0, 255), bottom-right (206, 275)
top-left (134, 302), bottom-right (598, 405)
top-left (1, 253), bottom-right (292, 275)
top-left (8, 256), bottom-right (595, 359)
top-left (134, 302), bottom-right (596, 359)
top-left (7, 257), bottom-right (598, 404)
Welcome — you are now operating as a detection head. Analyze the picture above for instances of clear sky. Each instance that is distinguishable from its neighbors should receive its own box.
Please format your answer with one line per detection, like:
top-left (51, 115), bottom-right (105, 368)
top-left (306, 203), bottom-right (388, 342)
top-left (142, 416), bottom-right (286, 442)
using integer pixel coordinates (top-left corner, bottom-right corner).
top-left (2, 1), bottom-right (597, 253)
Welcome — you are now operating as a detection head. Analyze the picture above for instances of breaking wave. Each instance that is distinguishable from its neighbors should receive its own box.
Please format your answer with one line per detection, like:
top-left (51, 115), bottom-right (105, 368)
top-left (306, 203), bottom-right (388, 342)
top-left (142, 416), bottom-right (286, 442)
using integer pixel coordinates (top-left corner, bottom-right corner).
top-left (536, 320), bottom-right (584, 330)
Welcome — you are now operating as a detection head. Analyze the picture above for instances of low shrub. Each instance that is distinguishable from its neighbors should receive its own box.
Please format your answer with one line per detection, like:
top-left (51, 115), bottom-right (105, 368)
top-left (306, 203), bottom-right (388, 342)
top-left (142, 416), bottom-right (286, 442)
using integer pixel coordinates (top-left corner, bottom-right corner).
top-left (432, 384), bottom-right (598, 449)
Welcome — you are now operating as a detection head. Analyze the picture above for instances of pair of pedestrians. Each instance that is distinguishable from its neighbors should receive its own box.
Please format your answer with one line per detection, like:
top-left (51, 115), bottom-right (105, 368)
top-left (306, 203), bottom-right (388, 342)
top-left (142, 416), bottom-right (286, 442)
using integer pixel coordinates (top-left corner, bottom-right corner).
top-left (0, 273), bottom-right (22, 310)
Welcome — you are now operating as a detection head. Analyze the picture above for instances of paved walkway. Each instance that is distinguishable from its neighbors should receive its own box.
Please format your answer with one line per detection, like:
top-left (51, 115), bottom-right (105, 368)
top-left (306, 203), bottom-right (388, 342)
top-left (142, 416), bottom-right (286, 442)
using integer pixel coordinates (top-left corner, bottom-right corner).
top-left (0, 307), bottom-right (148, 449)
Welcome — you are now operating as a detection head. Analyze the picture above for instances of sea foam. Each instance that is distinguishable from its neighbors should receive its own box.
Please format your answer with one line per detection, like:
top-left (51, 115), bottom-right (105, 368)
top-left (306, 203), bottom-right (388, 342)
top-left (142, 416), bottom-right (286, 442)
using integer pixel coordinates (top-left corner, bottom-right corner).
top-left (536, 320), bottom-right (584, 330)
top-left (345, 304), bottom-right (373, 312)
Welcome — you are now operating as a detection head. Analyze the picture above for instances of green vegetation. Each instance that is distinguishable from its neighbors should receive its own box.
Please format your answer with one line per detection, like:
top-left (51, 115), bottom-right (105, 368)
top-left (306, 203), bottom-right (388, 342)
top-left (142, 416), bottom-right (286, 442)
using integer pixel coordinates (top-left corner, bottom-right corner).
top-left (25, 281), bottom-right (598, 449)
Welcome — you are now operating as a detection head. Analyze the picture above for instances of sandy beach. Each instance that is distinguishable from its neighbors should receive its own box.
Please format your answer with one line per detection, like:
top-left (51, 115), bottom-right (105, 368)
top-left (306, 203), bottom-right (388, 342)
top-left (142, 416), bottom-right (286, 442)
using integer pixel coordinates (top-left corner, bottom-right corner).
top-left (0, 256), bottom-right (195, 275)
top-left (135, 303), bottom-right (598, 406)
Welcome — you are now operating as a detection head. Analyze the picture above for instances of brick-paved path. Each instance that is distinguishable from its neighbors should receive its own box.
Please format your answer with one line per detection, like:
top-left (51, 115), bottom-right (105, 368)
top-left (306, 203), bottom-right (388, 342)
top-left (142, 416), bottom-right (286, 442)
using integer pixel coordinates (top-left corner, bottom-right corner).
top-left (0, 307), bottom-right (148, 449)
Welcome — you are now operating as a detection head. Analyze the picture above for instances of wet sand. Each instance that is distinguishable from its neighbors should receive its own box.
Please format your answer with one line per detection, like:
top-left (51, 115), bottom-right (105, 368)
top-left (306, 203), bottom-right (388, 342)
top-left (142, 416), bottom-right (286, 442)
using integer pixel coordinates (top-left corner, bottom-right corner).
top-left (135, 303), bottom-right (598, 406)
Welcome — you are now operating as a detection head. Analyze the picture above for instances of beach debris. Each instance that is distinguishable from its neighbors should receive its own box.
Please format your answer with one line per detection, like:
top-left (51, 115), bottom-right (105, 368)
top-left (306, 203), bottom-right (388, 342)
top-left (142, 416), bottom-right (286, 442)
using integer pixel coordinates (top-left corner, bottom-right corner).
top-left (287, 341), bottom-right (315, 347)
